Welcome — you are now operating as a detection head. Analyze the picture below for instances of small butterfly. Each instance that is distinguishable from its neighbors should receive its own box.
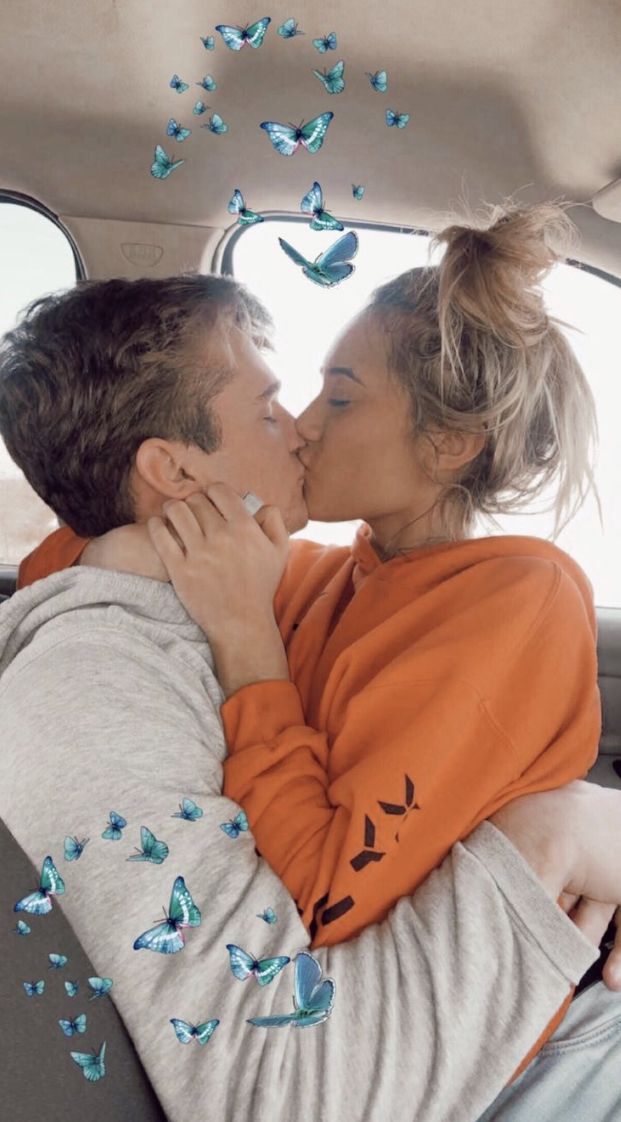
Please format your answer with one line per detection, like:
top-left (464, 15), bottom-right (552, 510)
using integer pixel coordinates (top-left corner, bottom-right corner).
top-left (279, 230), bottom-right (358, 288)
top-left (87, 977), bottom-right (113, 1001)
top-left (219, 809), bottom-right (249, 838)
top-left (201, 113), bottom-right (229, 135)
top-left (201, 35), bottom-right (215, 50)
top-left (313, 32), bottom-right (337, 52)
top-left (71, 1041), bottom-right (106, 1082)
top-left (386, 108), bottom-right (410, 128)
top-left (133, 876), bottom-right (201, 954)
top-left (247, 950), bottom-right (335, 1028)
top-left (300, 181), bottom-right (344, 231)
top-left (59, 1013), bottom-right (87, 1037)
top-left (13, 920), bottom-right (31, 935)
top-left (65, 980), bottom-right (79, 997)
top-left (102, 810), bottom-right (127, 841)
top-left (352, 184), bottom-right (365, 199)
top-left (172, 797), bottom-right (204, 821)
top-left (277, 18), bottom-right (304, 37)
top-left (151, 145), bottom-right (184, 180)
top-left (196, 75), bottom-right (217, 91)
top-left (312, 59), bottom-right (345, 95)
top-left (228, 188), bottom-right (264, 226)
top-left (256, 907), bottom-right (277, 924)
top-left (23, 980), bottom-right (45, 997)
top-left (166, 119), bottom-right (191, 142)
top-left (215, 17), bottom-right (271, 50)
top-left (260, 112), bottom-right (333, 156)
top-left (64, 835), bottom-right (90, 862)
top-left (366, 69), bottom-right (388, 92)
top-left (169, 74), bottom-right (189, 93)
top-left (193, 100), bottom-right (209, 115)
top-left (226, 944), bottom-right (290, 986)
top-left (127, 826), bottom-right (170, 865)
top-left (170, 1017), bottom-right (220, 1045)
top-left (48, 953), bottom-right (68, 970)
top-left (14, 855), bottom-right (65, 915)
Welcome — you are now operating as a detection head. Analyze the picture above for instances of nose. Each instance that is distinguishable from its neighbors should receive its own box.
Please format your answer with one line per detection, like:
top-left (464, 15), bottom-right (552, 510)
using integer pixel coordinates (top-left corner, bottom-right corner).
top-left (295, 398), bottom-right (323, 444)
top-left (276, 402), bottom-right (308, 455)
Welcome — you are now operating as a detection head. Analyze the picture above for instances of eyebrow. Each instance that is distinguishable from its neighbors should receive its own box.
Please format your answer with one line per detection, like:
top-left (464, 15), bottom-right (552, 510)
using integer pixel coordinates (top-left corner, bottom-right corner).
top-left (324, 366), bottom-right (365, 386)
top-left (256, 380), bottom-right (282, 400)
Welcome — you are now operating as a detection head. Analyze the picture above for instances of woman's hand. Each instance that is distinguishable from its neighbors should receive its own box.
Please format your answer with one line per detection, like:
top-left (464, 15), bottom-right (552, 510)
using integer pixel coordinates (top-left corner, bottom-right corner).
top-left (79, 523), bottom-right (168, 581)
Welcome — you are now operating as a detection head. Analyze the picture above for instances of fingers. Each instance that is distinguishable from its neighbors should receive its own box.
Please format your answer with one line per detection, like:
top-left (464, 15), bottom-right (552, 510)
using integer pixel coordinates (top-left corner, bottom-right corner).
top-left (569, 897), bottom-right (616, 951)
top-left (602, 905), bottom-right (621, 991)
top-left (254, 505), bottom-right (289, 550)
top-left (147, 515), bottom-right (186, 566)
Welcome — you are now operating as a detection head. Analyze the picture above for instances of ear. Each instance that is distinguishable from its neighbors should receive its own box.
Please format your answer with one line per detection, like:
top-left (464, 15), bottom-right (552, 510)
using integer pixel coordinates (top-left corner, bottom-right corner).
top-left (133, 438), bottom-right (201, 499)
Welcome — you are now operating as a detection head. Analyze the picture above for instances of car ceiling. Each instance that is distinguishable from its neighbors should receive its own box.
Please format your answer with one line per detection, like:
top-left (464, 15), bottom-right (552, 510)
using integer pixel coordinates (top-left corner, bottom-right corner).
top-left (3, 0), bottom-right (621, 279)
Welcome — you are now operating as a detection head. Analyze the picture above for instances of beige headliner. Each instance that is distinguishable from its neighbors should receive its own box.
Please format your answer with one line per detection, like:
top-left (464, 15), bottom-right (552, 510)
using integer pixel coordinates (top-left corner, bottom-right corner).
top-left (3, 0), bottom-right (621, 280)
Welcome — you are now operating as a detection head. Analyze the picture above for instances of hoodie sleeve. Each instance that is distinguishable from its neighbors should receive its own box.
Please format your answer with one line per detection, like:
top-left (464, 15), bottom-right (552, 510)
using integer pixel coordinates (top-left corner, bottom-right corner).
top-left (17, 526), bottom-right (89, 589)
top-left (0, 625), bottom-right (597, 1122)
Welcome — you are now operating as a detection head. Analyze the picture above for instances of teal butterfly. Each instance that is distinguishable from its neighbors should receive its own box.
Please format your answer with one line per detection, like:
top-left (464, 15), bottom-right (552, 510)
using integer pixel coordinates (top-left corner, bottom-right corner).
top-left (193, 100), bottom-right (208, 115)
top-left (312, 59), bottom-right (345, 94)
top-left (133, 876), bottom-right (201, 954)
top-left (14, 855), bottom-right (65, 915)
top-left (256, 907), bottom-right (277, 924)
top-left (172, 796), bottom-right (204, 821)
top-left (352, 184), bottom-right (365, 199)
top-left (313, 32), bottom-right (337, 52)
top-left (215, 17), bottom-right (271, 50)
top-left (71, 1041), bottom-right (106, 1082)
top-left (279, 230), bottom-right (358, 287)
top-left (170, 1017), bottom-right (220, 1045)
top-left (300, 181), bottom-right (344, 231)
top-left (87, 976), bottom-right (113, 1001)
top-left (228, 188), bottom-right (264, 226)
top-left (201, 113), bottom-right (229, 135)
top-left (23, 980), bottom-right (45, 996)
top-left (366, 69), bottom-right (388, 92)
top-left (59, 1013), bottom-right (87, 1037)
top-left (226, 943), bottom-right (290, 985)
top-left (166, 119), bottom-right (191, 142)
top-left (219, 809), bottom-right (249, 838)
top-left (102, 810), bottom-right (127, 841)
top-left (48, 953), bottom-right (68, 970)
top-left (247, 950), bottom-right (335, 1028)
top-left (151, 145), bottom-right (184, 179)
top-left (169, 74), bottom-right (189, 93)
top-left (13, 920), bottom-right (31, 935)
top-left (277, 18), bottom-right (304, 37)
top-left (64, 835), bottom-right (90, 862)
top-left (65, 980), bottom-right (79, 997)
top-left (386, 108), bottom-right (410, 128)
top-left (196, 75), bottom-right (217, 91)
top-left (127, 825), bottom-right (169, 865)
top-left (201, 35), bottom-right (215, 49)
top-left (260, 112), bottom-right (333, 156)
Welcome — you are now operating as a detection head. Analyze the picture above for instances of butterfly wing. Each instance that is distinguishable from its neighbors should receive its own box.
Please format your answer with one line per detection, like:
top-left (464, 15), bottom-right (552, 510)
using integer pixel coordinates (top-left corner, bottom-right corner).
top-left (59, 1018), bottom-right (76, 1036)
top-left (312, 37), bottom-right (328, 52)
top-left (40, 855), bottom-right (65, 896)
top-left (278, 237), bottom-right (311, 269)
top-left (133, 919), bottom-right (183, 954)
top-left (14, 890), bottom-right (51, 915)
top-left (294, 951), bottom-right (336, 1016)
top-left (183, 797), bottom-right (204, 820)
top-left (23, 980), bottom-right (45, 996)
top-left (245, 17), bottom-right (271, 47)
top-left (260, 121), bottom-right (300, 156)
top-left (74, 1013), bottom-right (87, 1033)
top-left (228, 189), bottom-right (244, 214)
top-left (170, 1018), bottom-right (196, 1044)
top-left (316, 230), bottom-right (359, 268)
top-left (247, 1012), bottom-right (300, 1027)
top-left (169, 876), bottom-right (201, 928)
top-left (110, 811), bottom-right (127, 829)
top-left (64, 836), bottom-right (80, 861)
top-left (193, 101), bottom-right (208, 115)
top-left (396, 113), bottom-right (410, 128)
top-left (215, 24), bottom-right (246, 50)
top-left (198, 75), bottom-right (217, 90)
top-left (300, 181), bottom-right (323, 215)
top-left (299, 112), bottom-right (334, 153)
top-left (87, 977), bottom-right (112, 999)
top-left (201, 35), bottom-right (215, 49)
top-left (48, 953), bottom-right (68, 969)
top-left (220, 821), bottom-right (239, 837)
top-left (141, 825), bottom-right (169, 863)
top-left (71, 1041), bottom-right (106, 1082)
top-left (327, 32), bottom-right (337, 49)
top-left (310, 210), bottom-right (344, 232)
top-left (65, 980), bottom-right (79, 996)
top-left (314, 61), bottom-right (345, 94)
top-left (238, 208), bottom-right (263, 226)
top-left (234, 810), bottom-right (249, 833)
top-left (369, 70), bottom-right (388, 92)
top-left (255, 955), bottom-right (291, 985)
top-left (195, 1019), bottom-right (220, 1045)
top-left (278, 18), bottom-right (302, 37)
top-left (169, 74), bottom-right (189, 92)
top-left (102, 826), bottom-right (121, 840)
top-left (386, 109), bottom-right (396, 126)
top-left (352, 184), bottom-right (365, 199)
top-left (166, 118), bottom-right (178, 137)
top-left (226, 944), bottom-right (258, 981)
top-left (14, 920), bottom-right (31, 934)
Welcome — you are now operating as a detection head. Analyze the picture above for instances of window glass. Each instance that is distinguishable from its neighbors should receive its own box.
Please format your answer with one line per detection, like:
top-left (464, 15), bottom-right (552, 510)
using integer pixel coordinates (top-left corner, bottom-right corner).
top-left (229, 220), bottom-right (621, 608)
top-left (0, 201), bottom-right (78, 566)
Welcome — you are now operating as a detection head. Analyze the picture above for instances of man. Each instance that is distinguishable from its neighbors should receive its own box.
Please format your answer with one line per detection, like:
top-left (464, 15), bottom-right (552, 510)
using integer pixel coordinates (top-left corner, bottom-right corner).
top-left (0, 273), bottom-right (610, 1122)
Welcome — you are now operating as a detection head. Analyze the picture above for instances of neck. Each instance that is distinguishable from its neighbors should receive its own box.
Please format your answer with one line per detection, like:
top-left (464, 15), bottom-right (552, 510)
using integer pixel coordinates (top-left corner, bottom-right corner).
top-left (367, 501), bottom-right (454, 559)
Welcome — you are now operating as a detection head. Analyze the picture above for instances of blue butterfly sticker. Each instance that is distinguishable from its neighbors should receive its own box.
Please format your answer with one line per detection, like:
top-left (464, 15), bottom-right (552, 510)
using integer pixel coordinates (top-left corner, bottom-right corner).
top-left (226, 943), bottom-right (290, 986)
top-left (169, 74), bottom-right (189, 93)
top-left (23, 980), bottom-right (45, 997)
top-left (14, 855), bottom-right (65, 915)
top-left (87, 976), bottom-right (113, 1001)
top-left (228, 188), bottom-right (264, 226)
top-left (300, 181), bottom-right (344, 231)
top-left (312, 60), bottom-right (345, 95)
top-left (193, 100), bottom-right (208, 115)
top-left (71, 1041), bottom-right (106, 1082)
top-left (13, 920), bottom-right (31, 935)
top-left (151, 145), bottom-right (184, 180)
top-left (260, 112), bottom-right (333, 156)
top-left (366, 69), bottom-right (388, 92)
top-left (219, 809), bottom-right (249, 838)
top-left (196, 75), bottom-right (217, 91)
top-left (166, 119), bottom-right (191, 142)
top-left (64, 835), bottom-right (90, 862)
top-left (201, 113), bottom-right (229, 135)
top-left (277, 18), bottom-right (304, 37)
top-left (352, 184), bottom-right (365, 199)
top-left (59, 1013), bottom-right (87, 1037)
top-left (133, 876), bottom-right (201, 954)
top-left (386, 108), bottom-right (410, 128)
top-left (170, 1017), bottom-right (220, 1045)
top-left (201, 35), bottom-right (215, 50)
top-left (127, 826), bottom-right (169, 865)
top-left (102, 810), bottom-right (127, 841)
top-left (247, 950), bottom-right (336, 1028)
top-left (215, 17), bottom-right (271, 50)
top-left (313, 32), bottom-right (337, 52)
top-left (256, 907), bottom-right (277, 924)
top-left (48, 953), bottom-right (68, 970)
top-left (279, 230), bottom-right (359, 288)
top-left (65, 980), bottom-right (79, 997)
top-left (172, 797), bottom-right (204, 821)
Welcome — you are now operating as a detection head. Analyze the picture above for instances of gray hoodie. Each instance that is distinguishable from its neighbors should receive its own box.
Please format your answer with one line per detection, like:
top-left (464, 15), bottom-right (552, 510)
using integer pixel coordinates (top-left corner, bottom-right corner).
top-left (0, 568), bottom-right (598, 1122)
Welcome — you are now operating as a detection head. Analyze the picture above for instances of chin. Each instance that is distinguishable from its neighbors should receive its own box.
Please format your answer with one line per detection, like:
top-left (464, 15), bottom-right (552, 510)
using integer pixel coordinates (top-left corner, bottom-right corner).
top-left (283, 497), bottom-right (309, 534)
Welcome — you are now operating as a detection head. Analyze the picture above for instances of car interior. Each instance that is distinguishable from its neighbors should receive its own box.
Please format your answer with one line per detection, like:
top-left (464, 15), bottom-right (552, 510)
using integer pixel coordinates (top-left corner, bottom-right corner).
top-left (2, 2), bottom-right (621, 1118)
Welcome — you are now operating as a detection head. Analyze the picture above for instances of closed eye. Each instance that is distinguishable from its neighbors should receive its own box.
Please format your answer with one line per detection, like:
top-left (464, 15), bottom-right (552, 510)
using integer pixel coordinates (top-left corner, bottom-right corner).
top-left (328, 399), bottom-right (350, 407)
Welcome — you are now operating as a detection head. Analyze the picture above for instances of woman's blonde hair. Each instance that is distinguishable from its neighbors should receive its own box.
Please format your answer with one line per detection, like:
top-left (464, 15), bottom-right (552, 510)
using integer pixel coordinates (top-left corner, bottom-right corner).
top-left (367, 198), bottom-right (604, 543)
